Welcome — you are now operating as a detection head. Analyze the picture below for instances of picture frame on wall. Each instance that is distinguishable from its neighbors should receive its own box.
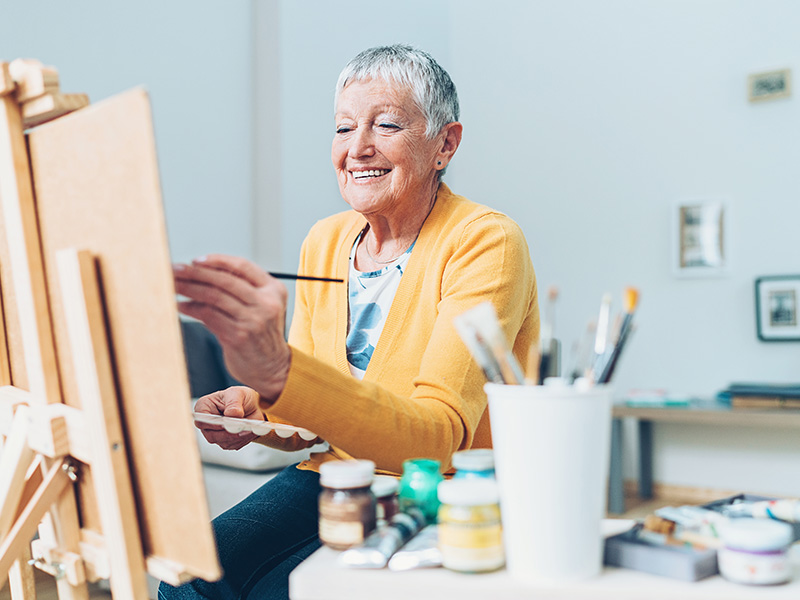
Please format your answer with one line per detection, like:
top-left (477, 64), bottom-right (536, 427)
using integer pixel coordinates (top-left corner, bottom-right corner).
top-left (672, 199), bottom-right (728, 277)
top-left (755, 275), bottom-right (800, 342)
top-left (748, 68), bottom-right (792, 103)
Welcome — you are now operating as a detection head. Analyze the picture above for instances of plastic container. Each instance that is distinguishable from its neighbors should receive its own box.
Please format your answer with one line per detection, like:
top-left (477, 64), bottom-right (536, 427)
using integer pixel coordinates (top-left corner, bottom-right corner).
top-left (452, 449), bottom-right (495, 479)
top-left (318, 460), bottom-right (377, 550)
top-left (398, 459), bottom-right (443, 525)
top-left (718, 519), bottom-right (793, 585)
top-left (485, 382), bottom-right (611, 584)
top-left (437, 478), bottom-right (504, 573)
top-left (371, 475), bottom-right (399, 527)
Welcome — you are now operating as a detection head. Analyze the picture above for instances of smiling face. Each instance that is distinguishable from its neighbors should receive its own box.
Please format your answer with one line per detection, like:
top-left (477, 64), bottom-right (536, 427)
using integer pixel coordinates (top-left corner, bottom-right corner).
top-left (332, 78), bottom-right (443, 218)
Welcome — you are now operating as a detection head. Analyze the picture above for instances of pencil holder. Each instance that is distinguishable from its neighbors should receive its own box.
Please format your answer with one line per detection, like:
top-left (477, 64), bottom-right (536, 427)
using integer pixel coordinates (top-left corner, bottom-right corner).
top-left (485, 381), bottom-right (612, 584)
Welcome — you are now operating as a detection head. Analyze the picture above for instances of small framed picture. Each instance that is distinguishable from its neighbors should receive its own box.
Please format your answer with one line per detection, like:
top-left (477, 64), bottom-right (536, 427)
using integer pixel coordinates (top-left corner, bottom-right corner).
top-left (755, 275), bottom-right (800, 341)
top-left (748, 68), bottom-right (791, 103)
top-left (672, 200), bottom-right (728, 277)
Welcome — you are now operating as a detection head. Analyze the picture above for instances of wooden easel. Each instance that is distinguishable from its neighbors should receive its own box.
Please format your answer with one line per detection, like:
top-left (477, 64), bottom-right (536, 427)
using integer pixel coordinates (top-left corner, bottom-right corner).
top-left (0, 60), bottom-right (221, 599)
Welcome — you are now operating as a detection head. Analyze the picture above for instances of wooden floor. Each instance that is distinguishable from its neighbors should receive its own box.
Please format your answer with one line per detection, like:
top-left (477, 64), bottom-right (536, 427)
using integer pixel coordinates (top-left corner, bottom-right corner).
top-left (1, 484), bottom-right (739, 599)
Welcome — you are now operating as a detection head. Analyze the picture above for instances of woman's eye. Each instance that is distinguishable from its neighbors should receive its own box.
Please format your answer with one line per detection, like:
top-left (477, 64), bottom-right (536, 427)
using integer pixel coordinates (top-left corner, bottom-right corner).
top-left (378, 123), bottom-right (400, 130)
top-left (336, 126), bottom-right (352, 134)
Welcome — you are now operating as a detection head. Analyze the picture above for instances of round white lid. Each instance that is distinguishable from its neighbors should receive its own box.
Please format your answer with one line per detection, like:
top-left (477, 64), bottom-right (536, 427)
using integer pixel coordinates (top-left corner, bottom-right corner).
top-left (320, 459), bottom-right (375, 488)
top-left (722, 518), bottom-right (793, 551)
top-left (371, 475), bottom-right (399, 497)
top-left (437, 478), bottom-right (500, 506)
top-left (452, 449), bottom-right (495, 472)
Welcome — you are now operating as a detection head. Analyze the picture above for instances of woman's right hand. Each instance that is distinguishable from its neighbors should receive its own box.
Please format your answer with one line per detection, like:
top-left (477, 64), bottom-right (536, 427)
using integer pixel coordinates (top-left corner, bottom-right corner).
top-left (194, 385), bottom-right (264, 450)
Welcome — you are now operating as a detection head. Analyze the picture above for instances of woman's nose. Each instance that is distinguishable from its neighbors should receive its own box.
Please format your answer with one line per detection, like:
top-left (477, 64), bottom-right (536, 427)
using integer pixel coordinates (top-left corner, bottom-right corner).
top-left (349, 127), bottom-right (376, 158)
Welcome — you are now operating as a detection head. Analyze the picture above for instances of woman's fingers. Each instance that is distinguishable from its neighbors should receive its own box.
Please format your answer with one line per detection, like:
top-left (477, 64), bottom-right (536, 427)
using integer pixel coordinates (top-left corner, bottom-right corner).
top-left (193, 387), bottom-right (264, 449)
top-left (192, 254), bottom-right (272, 288)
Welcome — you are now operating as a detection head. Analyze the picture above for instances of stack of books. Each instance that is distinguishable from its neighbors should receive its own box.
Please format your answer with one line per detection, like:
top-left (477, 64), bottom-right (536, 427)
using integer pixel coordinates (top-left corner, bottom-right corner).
top-left (720, 383), bottom-right (800, 409)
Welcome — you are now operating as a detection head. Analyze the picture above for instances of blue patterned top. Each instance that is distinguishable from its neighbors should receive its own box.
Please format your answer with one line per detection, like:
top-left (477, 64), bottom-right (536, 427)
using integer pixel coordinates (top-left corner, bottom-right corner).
top-left (346, 230), bottom-right (415, 379)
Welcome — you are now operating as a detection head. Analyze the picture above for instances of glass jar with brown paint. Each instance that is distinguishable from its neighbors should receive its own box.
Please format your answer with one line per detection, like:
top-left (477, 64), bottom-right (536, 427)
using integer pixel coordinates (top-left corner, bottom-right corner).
top-left (318, 460), bottom-right (377, 550)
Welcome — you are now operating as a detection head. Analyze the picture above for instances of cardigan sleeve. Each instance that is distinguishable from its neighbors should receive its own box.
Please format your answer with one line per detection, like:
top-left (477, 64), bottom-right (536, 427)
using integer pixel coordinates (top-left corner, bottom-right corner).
top-left (250, 235), bottom-right (324, 453)
top-left (261, 211), bottom-right (538, 473)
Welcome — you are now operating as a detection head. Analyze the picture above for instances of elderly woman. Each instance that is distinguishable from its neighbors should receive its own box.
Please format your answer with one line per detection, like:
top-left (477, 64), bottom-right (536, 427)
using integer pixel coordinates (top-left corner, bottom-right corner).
top-left (161, 44), bottom-right (538, 600)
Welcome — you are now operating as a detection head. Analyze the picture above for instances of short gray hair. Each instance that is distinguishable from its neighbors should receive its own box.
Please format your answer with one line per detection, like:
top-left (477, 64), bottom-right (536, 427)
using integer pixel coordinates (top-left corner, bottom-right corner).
top-left (335, 44), bottom-right (460, 139)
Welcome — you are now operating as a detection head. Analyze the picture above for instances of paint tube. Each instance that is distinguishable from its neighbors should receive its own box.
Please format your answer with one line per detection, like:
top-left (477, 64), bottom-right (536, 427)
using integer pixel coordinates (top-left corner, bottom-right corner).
top-left (387, 524), bottom-right (442, 571)
top-left (338, 509), bottom-right (426, 569)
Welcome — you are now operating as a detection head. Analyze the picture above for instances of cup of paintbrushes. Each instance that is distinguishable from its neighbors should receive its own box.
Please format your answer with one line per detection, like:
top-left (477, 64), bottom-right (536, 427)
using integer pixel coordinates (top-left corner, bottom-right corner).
top-left (484, 379), bottom-right (612, 584)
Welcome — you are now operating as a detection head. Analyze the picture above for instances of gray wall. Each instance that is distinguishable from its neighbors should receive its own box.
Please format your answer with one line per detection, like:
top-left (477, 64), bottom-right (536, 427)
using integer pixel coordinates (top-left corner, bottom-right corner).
top-left (3, 1), bottom-right (799, 496)
top-left (0, 0), bottom-right (255, 263)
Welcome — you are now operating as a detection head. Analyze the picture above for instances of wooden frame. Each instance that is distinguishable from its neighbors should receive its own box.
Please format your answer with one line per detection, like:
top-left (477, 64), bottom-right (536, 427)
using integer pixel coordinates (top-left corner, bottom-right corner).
top-left (0, 59), bottom-right (221, 599)
top-left (672, 199), bottom-right (728, 278)
top-left (755, 275), bottom-right (800, 342)
top-left (748, 68), bottom-right (792, 103)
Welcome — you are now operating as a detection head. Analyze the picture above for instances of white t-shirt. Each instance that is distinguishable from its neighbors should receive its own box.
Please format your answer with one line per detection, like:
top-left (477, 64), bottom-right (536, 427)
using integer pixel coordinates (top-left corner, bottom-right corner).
top-left (346, 229), bottom-right (415, 379)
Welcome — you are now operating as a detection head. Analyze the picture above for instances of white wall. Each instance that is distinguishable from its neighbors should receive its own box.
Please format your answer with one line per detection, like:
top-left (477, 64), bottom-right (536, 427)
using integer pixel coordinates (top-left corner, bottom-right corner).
top-left (444, 0), bottom-right (800, 496)
top-left (0, 0), bottom-right (254, 263)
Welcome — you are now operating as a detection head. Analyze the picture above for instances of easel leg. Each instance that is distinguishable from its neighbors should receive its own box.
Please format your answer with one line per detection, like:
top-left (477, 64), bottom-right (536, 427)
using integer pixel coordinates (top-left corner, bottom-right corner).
top-left (8, 546), bottom-right (36, 600)
top-left (0, 459), bottom-right (71, 583)
top-left (57, 248), bottom-right (148, 600)
top-left (0, 406), bottom-right (36, 599)
top-left (0, 405), bottom-right (35, 538)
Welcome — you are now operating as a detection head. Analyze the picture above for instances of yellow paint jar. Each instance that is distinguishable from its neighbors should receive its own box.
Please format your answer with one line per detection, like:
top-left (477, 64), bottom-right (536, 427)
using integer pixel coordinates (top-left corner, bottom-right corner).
top-left (437, 478), bottom-right (504, 573)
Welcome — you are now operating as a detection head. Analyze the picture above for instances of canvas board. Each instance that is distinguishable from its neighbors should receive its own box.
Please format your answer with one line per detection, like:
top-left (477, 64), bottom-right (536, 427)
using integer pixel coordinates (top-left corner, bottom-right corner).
top-left (25, 88), bottom-right (220, 580)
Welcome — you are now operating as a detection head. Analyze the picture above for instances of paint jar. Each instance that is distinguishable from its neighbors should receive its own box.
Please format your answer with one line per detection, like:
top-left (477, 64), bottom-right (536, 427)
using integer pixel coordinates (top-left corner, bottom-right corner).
top-left (452, 449), bottom-right (495, 479)
top-left (318, 460), bottom-right (377, 550)
top-left (371, 475), bottom-right (399, 527)
top-left (437, 478), bottom-right (504, 573)
top-left (398, 459), bottom-right (443, 524)
top-left (717, 518), bottom-right (793, 585)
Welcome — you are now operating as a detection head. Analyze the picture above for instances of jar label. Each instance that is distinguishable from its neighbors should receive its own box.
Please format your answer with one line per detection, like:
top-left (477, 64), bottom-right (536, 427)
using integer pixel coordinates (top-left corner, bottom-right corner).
top-left (439, 522), bottom-right (504, 571)
top-left (319, 518), bottom-right (364, 546)
top-left (439, 521), bottom-right (503, 550)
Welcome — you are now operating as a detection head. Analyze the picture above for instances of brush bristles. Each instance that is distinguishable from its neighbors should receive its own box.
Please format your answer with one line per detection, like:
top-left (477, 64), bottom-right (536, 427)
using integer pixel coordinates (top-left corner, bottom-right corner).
top-left (624, 287), bottom-right (640, 313)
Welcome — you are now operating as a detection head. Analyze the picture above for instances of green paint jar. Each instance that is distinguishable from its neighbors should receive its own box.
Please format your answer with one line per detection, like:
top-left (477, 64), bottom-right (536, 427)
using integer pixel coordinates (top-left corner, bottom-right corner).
top-left (398, 458), bottom-right (443, 524)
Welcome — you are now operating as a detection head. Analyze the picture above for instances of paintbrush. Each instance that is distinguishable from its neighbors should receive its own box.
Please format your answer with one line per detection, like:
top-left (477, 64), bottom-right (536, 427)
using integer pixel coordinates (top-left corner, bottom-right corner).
top-left (568, 320), bottom-right (596, 382)
top-left (269, 272), bottom-right (343, 283)
top-left (454, 302), bottom-right (524, 385)
top-left (589, 293), bottom-right (612, 381)
top-left (537, 285), bottom-right (559, 384)
top-left (596, 287), bottom-right (640, 384)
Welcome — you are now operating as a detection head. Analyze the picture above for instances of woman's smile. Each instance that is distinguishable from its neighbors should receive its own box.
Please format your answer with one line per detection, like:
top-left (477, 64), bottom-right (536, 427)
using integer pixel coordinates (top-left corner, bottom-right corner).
top-left (351, 168), bottom-right (391, 181)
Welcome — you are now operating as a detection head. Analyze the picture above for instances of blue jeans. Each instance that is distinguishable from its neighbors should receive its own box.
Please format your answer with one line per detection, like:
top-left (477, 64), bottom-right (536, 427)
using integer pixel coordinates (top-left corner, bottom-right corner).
top-left (158, 465), bottom-right (321, 600)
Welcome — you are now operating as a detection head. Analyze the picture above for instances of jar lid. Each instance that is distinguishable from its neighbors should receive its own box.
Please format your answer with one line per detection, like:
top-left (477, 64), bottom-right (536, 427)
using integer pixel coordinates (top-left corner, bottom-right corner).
top-left (371, 475), bottom-right (399, 498)
top-left (437, 478), bottom-right (500, 506)
top-left (403, 458), bottom-right (441, 473)
top-left (320, 459), bottom-right (375, 488)
top-left (452, 449), bottom-right (495, 472)
top-left (722, 518), bottom-right (793, 551)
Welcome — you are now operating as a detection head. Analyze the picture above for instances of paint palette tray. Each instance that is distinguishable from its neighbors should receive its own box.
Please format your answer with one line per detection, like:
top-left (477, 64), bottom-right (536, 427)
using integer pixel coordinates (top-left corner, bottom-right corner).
top-left (193, 412), bottom-right (320, 441)
top-left (604, 522), bottom-right (718, 581)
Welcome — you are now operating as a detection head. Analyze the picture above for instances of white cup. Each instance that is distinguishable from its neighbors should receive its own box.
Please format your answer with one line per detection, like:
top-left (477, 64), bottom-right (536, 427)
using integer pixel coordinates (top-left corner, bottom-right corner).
top-left (485, 380), bottom-right (612, 584)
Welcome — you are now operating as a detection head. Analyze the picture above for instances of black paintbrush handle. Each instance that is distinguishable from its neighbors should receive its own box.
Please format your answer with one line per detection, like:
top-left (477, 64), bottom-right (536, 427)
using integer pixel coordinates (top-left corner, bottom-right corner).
top-left (268, 272), bottom-right (344, 283)
top-left (597, 314), bottom-right (634, 384)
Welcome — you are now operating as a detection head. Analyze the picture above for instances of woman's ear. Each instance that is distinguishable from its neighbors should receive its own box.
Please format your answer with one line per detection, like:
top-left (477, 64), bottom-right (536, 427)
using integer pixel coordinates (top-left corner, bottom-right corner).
top-left (435, 121), bottom-right (463, 170)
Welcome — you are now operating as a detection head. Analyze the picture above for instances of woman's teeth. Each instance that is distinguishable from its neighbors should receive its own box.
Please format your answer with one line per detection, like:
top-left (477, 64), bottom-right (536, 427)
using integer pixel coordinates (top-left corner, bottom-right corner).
top-left (352, 169), bottom-right (390, 179)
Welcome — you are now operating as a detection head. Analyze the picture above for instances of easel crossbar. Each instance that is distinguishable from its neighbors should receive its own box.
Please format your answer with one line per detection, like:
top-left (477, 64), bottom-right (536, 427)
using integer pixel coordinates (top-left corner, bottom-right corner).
top-left (0, 457), bottom-right (71, 589)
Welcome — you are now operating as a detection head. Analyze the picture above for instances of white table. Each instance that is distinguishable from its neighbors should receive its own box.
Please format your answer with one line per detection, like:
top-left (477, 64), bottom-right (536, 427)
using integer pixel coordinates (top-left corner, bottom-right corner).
top-left (290, 522), bottom-right (800, 600)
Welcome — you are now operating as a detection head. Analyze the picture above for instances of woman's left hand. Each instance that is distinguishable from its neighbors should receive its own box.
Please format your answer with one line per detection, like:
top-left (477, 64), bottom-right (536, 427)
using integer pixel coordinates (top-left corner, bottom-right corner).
top-left (174, 254), bottom-right (291, 401)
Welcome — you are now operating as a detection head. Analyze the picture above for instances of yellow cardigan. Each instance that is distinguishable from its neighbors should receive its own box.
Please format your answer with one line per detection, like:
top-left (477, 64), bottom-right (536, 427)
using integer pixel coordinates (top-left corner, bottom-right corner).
top-left (258, 184), bottom-right (539, 476)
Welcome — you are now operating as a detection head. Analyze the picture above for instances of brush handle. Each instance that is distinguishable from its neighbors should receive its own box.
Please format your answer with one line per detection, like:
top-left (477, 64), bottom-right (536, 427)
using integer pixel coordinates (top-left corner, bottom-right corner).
top-left (597, 313), bottom-right (634, 384)
top-left (269, 272), bottom-right (343, 283)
